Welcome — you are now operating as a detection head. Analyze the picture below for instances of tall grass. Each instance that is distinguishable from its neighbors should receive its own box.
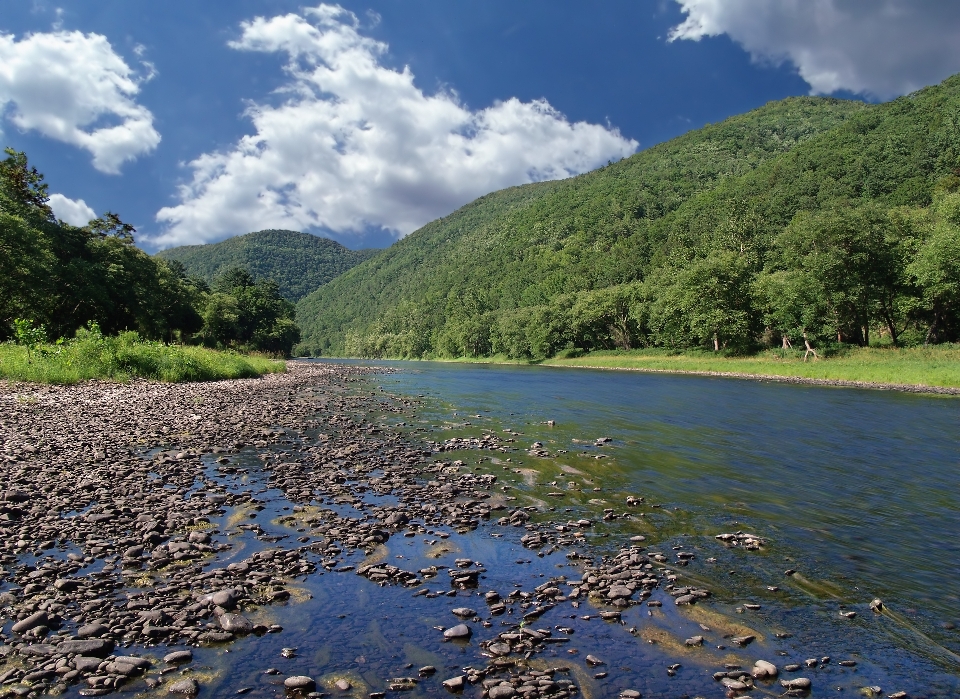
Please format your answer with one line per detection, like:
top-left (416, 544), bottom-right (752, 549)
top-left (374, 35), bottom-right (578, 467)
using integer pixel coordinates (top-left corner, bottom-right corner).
top-left (542, 345), bottom-right (960, 388)
top-left (0, 330), bottom-right (284, 384)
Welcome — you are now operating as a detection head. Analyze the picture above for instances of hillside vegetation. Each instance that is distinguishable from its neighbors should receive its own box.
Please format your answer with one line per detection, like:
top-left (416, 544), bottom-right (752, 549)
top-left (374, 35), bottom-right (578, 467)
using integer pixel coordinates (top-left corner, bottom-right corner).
top-left (1, 149), bottom-right (301, 361)
top-left (295, 74), bottom-right (960, 360)
top-left (157, 229), bottom-right (377, 302)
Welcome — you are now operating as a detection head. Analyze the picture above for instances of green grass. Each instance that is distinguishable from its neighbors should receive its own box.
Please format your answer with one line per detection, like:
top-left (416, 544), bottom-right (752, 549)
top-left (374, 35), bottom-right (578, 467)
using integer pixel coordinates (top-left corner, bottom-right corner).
top-left (0, 332), bottom-right (285, 384)
top-left (539, 345), bottom-right (960, 388)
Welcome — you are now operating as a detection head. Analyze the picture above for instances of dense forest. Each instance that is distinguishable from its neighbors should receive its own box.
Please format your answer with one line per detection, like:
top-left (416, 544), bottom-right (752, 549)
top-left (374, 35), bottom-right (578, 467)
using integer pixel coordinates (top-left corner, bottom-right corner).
top-left (295, 74), bottom-right (960, 359)
top-left (0, 150), bottom-right (300, 356)
top-left (156, 230), bottom-right (376, 303)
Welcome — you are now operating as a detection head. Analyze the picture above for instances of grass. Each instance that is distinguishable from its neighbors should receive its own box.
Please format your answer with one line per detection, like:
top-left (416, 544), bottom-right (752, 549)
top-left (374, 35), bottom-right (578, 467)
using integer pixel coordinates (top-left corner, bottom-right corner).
top-left (539, 345), bottom-right (960, 388)
top-left (0, 331), bottom-right (285, 385)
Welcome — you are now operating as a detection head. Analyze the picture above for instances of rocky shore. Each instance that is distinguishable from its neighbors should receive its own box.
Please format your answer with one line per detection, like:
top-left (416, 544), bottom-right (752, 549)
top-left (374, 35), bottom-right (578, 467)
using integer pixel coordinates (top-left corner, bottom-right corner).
top-left (0, 364), bottom-right (913, 698)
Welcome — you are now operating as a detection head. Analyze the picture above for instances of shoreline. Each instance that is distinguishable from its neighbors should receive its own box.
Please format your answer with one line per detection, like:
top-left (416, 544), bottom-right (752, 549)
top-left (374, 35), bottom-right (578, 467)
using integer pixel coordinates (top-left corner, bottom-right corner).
top-left (540, 362), bottom-right (960, 395)
top-left (307, 355), bottom-right (960, 396)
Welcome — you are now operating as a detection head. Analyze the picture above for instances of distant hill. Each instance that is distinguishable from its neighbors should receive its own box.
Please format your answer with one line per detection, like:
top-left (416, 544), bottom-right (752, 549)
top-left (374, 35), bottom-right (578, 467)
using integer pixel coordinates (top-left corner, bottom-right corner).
top-left (295, 94), bottom-right (871, 355)
top-left (156, 230), bottom-right (377, 302)
top-left (296, 75), bottom-right (960, 357)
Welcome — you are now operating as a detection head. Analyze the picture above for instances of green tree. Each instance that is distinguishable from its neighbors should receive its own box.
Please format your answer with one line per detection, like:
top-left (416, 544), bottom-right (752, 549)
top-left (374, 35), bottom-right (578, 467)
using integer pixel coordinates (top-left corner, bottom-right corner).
top-left (906, 192), bottom-right (960, 343)
top-left (648, 252), bottom-right (754, 351)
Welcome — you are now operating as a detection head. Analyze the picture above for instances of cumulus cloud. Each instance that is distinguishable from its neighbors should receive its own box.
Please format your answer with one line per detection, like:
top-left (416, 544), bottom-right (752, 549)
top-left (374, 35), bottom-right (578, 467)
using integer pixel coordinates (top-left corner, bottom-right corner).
top-left (669, 0), bottom-right (960, 99)
top-left (0, 30), bottom-right (160, 173)
top-left (48, 193), bottom-right (96, 226)
top-left (153, 4), bottom-right (636, 248)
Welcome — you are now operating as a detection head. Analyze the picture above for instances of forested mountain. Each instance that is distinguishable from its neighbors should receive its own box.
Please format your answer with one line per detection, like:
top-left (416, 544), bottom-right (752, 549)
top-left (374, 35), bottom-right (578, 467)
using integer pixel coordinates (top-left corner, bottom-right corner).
top-left (156, 230), bottom-right (377, 302)
top-left (294, 74), bottom-right (960, 358)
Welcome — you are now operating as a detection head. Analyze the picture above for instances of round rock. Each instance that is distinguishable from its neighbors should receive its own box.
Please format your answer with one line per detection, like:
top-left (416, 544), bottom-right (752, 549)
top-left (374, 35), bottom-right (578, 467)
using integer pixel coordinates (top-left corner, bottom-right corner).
top-left (443, 624), bottom-right (472, 640)
top-left (163, 650), bottom-right (193, 665)
top-left (168, 679), bottom-right (199, 696)
top-left (607, 586), bottom-right (633, 600)
top-left (284, 676), bottom-right (317, 692)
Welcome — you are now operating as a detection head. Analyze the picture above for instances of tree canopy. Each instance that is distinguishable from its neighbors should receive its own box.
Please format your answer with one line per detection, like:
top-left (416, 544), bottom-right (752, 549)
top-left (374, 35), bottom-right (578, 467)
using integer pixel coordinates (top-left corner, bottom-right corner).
top-left (0, 149), bottom-right (300, 356)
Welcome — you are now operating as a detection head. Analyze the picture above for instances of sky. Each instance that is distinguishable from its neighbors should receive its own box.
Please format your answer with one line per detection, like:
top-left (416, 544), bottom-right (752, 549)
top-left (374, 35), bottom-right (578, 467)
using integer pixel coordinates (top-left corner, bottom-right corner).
top-left (2, 1), bottom-right (960, 251)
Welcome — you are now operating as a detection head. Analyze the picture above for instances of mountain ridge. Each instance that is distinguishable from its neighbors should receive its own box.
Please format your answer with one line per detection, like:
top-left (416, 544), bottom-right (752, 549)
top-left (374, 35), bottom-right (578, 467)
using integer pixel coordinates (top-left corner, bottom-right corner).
top-left (156, 229), bottom-right (377, 303)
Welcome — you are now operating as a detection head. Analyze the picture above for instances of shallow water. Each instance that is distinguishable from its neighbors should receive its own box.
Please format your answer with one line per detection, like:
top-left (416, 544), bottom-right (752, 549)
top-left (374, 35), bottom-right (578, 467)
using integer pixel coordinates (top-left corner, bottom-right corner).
top-left (44, 360), bottom-right (960, 699)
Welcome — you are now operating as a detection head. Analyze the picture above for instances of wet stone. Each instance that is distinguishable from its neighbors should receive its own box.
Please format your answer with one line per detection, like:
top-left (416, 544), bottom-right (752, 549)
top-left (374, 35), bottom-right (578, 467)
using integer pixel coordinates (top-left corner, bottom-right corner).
top-left (443, 623), bottom-right (472, 639)
top-left (285, 676), bottom-right (317, 692)
top-left (168, 678), bottom-right (200, 696)
top-left (219, 613), bottom-right (254, 635)
top-left (163, 651), bottom-right (194, 665)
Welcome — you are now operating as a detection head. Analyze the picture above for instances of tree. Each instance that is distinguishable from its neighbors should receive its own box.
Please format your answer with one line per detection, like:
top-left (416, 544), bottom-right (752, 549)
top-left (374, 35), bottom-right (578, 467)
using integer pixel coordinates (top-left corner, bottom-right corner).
top-left (648, 252), bottom-right (754, 351)
top-left (753, 269), bottom-right (829, 358)
top-left (203, 267), bottom-right (301, 355)
top-left (906, 192), bottom-right (960, 343)
top-left (772, 203), bottom-right (907, 345)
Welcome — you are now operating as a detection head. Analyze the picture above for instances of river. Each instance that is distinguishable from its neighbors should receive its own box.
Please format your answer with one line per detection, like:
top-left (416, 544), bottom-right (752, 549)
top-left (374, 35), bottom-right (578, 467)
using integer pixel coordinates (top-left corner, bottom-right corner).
top-left (302, 359), bottom-right (960, 697)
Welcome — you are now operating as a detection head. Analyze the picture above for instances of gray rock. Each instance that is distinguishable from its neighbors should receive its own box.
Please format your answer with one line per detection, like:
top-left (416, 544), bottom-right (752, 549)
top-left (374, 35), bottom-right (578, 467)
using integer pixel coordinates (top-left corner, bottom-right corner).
top-left (163, 650), bottom-right (194, 665)
top-left (77, 622), bottom-right (109, 638)
top-left (73, 657), bottom-right (103, 672)
top-left (219, 613), bottom-right (254, 635)
top-left (168, 678), bottom-right (199, 696)
top-left (107, 661), bottom-right (143, 676)
top-left (451, 607), bottom-right (477, 618)
top-left (443, 623), bottom-right (471, 639)
top-left (211, 589), bottom-right (238, 609)
top-left (585, 654), bottom-right (605, 666)
top-left (488, 686), bottom-right (516, 699)
top-left (11, 610), bottom-right (48, 634)
top-left (606, 585), bottom-right (633, 600)
top-left (335, 679), bottom-right (352, 691)
top-left (384, 512), bottom-right (409, 527)
top-left (752, 660), bottom-right (778, 679)
top-left (441, 676), bottom-right (464, 693)
top-left (780, 678), bottom-right (812, 690)
top-left (284, 676), bottom-right (316, 692)
top-left (60, 639), bottom-right (114, 657)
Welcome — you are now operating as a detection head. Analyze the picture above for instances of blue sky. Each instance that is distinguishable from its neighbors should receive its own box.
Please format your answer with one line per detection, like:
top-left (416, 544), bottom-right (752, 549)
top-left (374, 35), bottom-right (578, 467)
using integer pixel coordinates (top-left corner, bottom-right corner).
top-left (2, 1), bottom-right (960, 251)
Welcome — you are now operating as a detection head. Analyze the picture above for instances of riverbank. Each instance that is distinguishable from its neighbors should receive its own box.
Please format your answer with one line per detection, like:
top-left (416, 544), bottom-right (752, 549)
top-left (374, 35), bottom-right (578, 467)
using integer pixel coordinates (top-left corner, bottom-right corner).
top-left (422, 345), bottom-right (960, 394)
top-left (0, 335), bottom-right (284, 384)
top-left (0, 363), bottom-right (936, 698)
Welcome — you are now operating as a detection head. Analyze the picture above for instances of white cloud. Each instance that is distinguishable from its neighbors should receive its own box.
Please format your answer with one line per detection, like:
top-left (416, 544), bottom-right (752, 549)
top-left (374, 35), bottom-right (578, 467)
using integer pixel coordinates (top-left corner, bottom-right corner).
top-left (153, 4), bottom-right (636, 248)
top-left (48, 192), bottom-right (96, 226)
top-left (0, 30), bottom-right (160, 173)
top-left (669, 0), bottom-right (960, 99)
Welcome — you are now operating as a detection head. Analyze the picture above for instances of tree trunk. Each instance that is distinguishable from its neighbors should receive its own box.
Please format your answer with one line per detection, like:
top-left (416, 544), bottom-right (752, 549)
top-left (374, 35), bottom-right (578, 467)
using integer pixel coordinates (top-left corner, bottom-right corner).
top-left (713, 333), bottom-right (719, 352)
top-left (781, 335), bottom-right (792, 350)
top-left (924, 312), bottom-right (939, 347)
top-left (802, 331), bottom-right (819, 362)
